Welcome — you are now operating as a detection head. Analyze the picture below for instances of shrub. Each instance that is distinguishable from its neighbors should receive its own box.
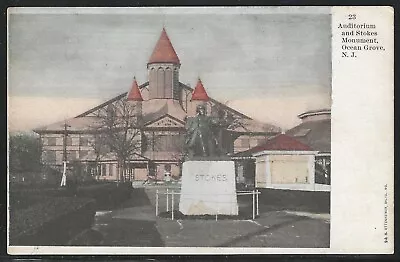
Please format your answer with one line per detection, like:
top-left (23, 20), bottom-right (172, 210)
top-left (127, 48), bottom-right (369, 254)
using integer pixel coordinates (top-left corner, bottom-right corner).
top-left (77, 182), bottom-right (132, 210)
top-left (9, 197), bottom-right (95, 246)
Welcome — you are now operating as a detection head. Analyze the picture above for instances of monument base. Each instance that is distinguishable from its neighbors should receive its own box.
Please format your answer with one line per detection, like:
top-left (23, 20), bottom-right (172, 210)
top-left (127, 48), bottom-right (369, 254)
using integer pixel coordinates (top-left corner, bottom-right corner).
top-left (179, 160), bottom-right (239, 216)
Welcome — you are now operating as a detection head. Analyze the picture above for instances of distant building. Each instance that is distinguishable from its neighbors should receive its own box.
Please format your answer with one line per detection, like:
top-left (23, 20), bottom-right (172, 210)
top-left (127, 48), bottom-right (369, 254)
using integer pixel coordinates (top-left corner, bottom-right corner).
top-left (234, 109), bottom-right (331, 191)
top-left (285, 109), bottom-right (331, 186)
top-left (33, 28), bottom-right (281, 182)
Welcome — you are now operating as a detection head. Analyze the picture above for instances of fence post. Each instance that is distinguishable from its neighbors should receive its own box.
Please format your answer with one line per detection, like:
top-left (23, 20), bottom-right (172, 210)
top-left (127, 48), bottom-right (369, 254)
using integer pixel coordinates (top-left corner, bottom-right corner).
top-left (166, 188), bottom-right (169, 212)
top-left (252, 190), bottom-right (255, 220)
top-left (256, 190), bottom-right (259, 216)
top-left (155, 189), bottom-right (159, 217)
top-left (171, 190), bottom-right (175, 220)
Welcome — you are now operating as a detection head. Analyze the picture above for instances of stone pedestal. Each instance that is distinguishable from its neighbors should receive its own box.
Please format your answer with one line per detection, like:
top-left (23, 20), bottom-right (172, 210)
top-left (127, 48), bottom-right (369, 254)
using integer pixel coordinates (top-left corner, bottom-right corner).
top-left (179, 160), bottom-right (238, 215)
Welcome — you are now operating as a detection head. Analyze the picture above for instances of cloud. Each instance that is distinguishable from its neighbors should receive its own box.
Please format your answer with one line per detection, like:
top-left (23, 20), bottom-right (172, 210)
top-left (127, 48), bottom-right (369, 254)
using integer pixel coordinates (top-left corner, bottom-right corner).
top-left (8, 96), bottom-right (102, 132)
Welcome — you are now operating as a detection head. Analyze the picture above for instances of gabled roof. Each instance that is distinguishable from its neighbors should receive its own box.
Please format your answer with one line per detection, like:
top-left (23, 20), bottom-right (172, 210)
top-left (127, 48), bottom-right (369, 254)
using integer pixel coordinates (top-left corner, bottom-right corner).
top-left (179, 82), bottom-right (251, 120)
top-left (141, 99), bottom-right (187, 124)
top-left (33, 116), bottom-right (103, 134)
top-left (180, 82), bottom-right (281, 133)
top-left (75, 82), bottom-right (149, 118)
top-left (234, 134), bottom-right (312, 157)
top-left (148, 28), bottom-right (180, 65)
top-left (127, 78), bottom-right (143, 101)
top-left (191, 78), bottom-right (209, 101)
top-left (144, 114), bottom-right (185, 128)
top-left (34, 81), bottom-right (281, 134)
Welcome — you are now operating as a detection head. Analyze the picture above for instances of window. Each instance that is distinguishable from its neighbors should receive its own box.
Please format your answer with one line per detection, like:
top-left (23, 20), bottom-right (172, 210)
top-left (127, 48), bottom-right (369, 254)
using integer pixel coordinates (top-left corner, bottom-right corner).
top-left (108, 164), bottom-right (113, 177)
top-left (80, 137), bottom-right (89, 146)
top-left (154, 134), bottom-right (183, 151)
top-left (47, 137), bottom-right (57, 146)
top-left (173, 69), bottom-right (180, 100)
top-left (46, 151), bottom-right (56, 163)
top-left (315, 156), bottom-right (331, 185)
top-left (292, 128), bottom-right (311, 137)
top-left (157, 68), bottom-right (165, 97)
top-left (67, 150), bottom-right (77, 161)
top-left (165, 67), bottom-right (172, 98)
top-left (80, 150), bottom-right (89, 159)
top-left (101, 164), bottom-right (107, 176)
top-left (149, 68), bottom-right (156, 98)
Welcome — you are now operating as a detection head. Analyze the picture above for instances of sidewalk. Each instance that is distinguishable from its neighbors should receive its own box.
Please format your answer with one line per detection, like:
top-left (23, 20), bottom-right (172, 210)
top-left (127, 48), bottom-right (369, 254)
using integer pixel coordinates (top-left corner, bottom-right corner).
top-left (71, 186), bottom-right (330, 248)
top-left (69, 188), bottom-right (163, 246)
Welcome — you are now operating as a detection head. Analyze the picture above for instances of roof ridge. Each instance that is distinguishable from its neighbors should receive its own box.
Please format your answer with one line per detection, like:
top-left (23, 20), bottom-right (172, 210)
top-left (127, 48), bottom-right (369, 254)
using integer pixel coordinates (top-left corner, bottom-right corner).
top-left (76, 82), bottom-right (149, 118)
top-left (179, 82), bottom-right (252, 120)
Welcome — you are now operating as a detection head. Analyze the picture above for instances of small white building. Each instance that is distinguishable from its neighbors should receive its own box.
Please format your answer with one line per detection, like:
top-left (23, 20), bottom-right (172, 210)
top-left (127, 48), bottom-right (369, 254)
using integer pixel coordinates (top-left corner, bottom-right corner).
top-left (233, 109), bottom-right (331, 192)
top-left (251, 134), bottom-right (329, 192)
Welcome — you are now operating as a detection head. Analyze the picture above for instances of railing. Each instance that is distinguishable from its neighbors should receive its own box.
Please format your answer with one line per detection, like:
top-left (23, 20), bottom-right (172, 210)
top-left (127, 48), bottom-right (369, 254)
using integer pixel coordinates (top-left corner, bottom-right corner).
top-left (155, 189), bottom-right (261, 221)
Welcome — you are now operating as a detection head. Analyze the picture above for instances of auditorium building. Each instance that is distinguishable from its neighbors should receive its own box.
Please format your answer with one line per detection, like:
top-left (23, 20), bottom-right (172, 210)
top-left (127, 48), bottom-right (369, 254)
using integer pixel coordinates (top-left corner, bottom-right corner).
top-left (34, 28), bottom-right (281, 182)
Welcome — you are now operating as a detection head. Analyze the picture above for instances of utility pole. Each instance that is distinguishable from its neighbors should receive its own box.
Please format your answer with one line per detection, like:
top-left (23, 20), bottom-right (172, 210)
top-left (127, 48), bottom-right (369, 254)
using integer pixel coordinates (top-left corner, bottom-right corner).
top-left (60, 122), bottom-right (71, 187)
top-left (63, 122), bottom-right (70, 162)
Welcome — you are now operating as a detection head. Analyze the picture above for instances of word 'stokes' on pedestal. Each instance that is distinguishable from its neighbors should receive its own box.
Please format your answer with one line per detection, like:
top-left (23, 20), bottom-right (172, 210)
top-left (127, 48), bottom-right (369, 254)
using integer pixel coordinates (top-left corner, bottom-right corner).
top-left (179, 160), bottom-right (239, 216)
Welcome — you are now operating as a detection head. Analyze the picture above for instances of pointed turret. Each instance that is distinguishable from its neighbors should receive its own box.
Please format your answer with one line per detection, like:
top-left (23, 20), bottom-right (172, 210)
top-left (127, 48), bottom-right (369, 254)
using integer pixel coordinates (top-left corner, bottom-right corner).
top-left (127, 77), bottom-right (143, 124)
top-left (148, 28), bottom-right (180, 65)
top-left (147, 28), bottom-right (181, 100)
top-left (127, 77), bottom-right (143, 101)
top-left (191, 78), bottom-right (210, 101)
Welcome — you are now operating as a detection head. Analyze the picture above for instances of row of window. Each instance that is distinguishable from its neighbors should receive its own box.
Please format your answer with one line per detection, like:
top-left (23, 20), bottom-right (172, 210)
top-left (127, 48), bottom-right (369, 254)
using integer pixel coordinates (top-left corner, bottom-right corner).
top-left (45, 136), bottom-right (91, 146)
top-left (147, 134), bottom-right (183, 152)
top-left (44, 136), bottom-right (265, 162)
top-left (44, 150), bottom-right (89, 162)
top-left (149, 67), bottom-right (174, 98)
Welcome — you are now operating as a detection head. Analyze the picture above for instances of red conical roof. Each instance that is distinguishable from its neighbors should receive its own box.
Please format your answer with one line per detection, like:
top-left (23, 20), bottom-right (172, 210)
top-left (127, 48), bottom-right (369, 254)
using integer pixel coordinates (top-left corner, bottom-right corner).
top-left (148, 28), bottom-right (180, 64)
top-left (191, 78), bottom-right (210, 101)
top-left (127, 78), bottom-right (143, 101)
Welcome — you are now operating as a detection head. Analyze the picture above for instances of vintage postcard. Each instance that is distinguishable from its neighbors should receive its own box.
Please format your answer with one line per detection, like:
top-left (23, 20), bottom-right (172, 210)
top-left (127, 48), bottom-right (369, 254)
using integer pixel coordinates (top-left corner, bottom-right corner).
top-left (7, 6), bottom-right (393, 254)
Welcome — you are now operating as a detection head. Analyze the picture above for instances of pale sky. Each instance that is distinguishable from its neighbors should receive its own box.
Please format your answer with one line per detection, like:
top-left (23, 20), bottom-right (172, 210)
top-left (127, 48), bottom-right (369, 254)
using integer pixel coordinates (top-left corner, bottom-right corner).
top-left (8, 7), bottom-right (332, 131)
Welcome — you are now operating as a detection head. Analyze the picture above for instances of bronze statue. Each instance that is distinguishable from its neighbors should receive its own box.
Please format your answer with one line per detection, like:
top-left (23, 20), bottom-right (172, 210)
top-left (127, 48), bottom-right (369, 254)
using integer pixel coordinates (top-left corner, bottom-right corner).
top-left (184, 104), bottom-right (224, 158)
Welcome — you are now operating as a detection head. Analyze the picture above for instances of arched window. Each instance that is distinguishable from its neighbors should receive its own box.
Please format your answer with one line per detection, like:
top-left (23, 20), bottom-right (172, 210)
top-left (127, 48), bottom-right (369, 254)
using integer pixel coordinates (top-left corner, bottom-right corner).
top-left (149, 68), bottom-right (156, 98)
top-left (165, 67), bottom-right (172, 98)
top-left (157, 67), bottom-right (165, 98)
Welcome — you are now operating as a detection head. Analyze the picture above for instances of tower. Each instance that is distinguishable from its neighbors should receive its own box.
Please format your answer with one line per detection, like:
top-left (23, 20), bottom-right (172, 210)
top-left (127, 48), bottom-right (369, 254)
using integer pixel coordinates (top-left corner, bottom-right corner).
top-left (147, 28), bottom-right (181, 100)
top-left (187, 78), bottom-right (210, 116)
top-left (127, 77), bottom-right (144, 124)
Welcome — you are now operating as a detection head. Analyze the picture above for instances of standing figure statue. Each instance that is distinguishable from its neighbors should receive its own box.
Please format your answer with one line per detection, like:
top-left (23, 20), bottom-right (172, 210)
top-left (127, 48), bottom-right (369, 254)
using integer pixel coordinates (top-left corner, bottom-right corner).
top-left (184, 104), bottom-right (221, 158)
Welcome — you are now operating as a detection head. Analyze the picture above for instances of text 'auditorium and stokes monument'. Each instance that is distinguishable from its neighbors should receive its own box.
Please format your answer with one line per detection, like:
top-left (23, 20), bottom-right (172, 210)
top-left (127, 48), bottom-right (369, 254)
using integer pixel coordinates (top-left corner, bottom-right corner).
top-left (34, 28), bottom-right (281, 186)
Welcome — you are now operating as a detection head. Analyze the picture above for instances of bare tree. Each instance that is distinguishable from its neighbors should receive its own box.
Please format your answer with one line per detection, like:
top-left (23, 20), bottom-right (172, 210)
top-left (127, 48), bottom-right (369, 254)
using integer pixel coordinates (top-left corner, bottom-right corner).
top-left (88, 130), bottom-right (109, 177)
top-left (210, 104), bottom-right (247, 154)
top-left (95, 99), bottom-right (142, 183)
